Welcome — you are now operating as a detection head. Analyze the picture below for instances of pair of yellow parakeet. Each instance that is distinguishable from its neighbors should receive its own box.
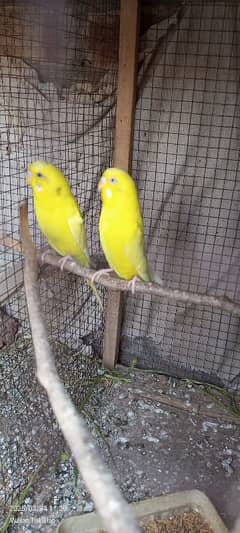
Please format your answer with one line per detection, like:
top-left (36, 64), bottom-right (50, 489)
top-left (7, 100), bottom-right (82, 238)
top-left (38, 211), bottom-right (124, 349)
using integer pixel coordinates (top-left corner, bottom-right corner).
top-left (27, 161), bottom-right (151, 306)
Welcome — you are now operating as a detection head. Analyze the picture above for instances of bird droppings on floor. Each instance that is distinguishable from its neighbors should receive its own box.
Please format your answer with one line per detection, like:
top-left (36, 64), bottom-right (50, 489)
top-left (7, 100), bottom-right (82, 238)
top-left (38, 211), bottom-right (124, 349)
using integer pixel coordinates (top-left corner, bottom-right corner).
top-left (0, 340), bottom-right (240, 532)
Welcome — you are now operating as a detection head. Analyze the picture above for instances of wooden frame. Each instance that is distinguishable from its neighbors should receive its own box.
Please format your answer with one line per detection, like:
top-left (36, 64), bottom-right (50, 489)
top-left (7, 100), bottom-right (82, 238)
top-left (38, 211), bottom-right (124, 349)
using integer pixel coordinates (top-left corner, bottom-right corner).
top-left (102, 0), bottom-right (140, 368)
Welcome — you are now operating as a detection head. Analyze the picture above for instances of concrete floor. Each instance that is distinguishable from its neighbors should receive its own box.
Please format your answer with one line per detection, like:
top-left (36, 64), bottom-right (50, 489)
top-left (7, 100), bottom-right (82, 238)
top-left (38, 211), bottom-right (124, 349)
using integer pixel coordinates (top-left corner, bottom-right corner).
top-left (87, 368), bottom-right (240, 531)
top-left (1, 341), bottom-right (240, 531)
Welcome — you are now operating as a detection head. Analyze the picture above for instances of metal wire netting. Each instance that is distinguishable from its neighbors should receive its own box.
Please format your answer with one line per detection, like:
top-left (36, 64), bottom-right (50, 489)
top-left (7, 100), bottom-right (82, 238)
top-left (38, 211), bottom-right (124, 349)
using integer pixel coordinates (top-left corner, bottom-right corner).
top-left (0, 0), bottom-right (118, 525)
top-left (120, 0), bottom-right (240, 391)
top-left (0, 0), bottom-right (119, 346)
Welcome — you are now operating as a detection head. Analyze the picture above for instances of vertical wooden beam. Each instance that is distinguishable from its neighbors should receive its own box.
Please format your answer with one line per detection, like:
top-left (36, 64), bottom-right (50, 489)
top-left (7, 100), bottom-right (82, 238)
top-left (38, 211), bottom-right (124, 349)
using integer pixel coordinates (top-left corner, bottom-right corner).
top-left (113, 0), bottom-right (140, 170)
top-left (102, 0), bottom-right (140, 368)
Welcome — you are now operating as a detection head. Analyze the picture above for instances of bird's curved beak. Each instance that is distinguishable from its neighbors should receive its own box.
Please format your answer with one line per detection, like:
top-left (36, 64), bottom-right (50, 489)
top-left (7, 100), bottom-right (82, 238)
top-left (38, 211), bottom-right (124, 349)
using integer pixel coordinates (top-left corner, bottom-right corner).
top-left (98, 176), bottom-right (106, 192)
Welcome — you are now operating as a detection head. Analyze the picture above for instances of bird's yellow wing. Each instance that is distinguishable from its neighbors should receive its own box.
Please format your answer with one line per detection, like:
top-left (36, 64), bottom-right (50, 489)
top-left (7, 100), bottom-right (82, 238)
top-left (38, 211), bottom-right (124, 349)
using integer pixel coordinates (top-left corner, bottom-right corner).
top-left (68, 212), bottom-right (90, 268)
top-left (124, 222), bottom-right (151, 282)
top-left (100, 211), bottom-right (151, 282)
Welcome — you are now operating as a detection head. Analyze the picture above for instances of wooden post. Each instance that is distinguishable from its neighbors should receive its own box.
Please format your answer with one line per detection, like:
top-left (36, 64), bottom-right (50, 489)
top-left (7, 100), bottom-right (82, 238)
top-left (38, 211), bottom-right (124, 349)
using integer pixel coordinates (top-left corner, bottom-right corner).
top-left (102, 0), bottom-right (140, 368)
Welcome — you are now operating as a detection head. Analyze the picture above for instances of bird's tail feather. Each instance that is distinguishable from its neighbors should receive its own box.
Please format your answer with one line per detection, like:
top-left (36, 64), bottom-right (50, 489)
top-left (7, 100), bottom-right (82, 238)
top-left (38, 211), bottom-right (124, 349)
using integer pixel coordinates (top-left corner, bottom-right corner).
top-left (87, 280), bottom-right (103, 310)
top-left (148, 266), bottom-right (164, 286)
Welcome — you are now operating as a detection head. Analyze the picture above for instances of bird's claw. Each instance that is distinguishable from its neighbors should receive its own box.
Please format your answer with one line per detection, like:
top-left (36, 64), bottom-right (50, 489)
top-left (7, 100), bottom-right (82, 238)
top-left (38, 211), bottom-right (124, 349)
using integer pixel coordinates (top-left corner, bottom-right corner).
top-left (41, 250), bottom-right (49, 264)
top-left (40, 249), bottom-right (56, 264)
top-left (127, 276), bottom-right (138, 295)
top-left (91, 268), bottom-right (113, 284)
top-left (58, 255), bottom-right (72, 271)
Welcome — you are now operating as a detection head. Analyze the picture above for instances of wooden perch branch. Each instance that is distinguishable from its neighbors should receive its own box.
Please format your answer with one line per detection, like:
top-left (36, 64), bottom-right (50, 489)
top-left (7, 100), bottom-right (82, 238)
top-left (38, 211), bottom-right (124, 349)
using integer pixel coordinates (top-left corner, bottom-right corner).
top-left (19, 199), bottom-right (141, 533)
top-left (37, 249), bottom-right (240, 318)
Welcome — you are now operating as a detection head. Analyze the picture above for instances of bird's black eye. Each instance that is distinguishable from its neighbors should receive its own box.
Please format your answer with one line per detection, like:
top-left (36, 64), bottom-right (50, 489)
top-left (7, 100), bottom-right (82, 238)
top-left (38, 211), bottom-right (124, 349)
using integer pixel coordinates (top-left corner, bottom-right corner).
top-left (37, 172), bottom-right (43, 178)
top-left (110, 177), bottom-right (117, 184)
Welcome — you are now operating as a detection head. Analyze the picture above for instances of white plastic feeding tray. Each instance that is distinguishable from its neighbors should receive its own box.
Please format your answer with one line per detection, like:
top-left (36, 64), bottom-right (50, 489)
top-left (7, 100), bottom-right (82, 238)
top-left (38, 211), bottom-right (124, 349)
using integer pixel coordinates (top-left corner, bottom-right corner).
top-left (57, 489), bottom-right (228, 533)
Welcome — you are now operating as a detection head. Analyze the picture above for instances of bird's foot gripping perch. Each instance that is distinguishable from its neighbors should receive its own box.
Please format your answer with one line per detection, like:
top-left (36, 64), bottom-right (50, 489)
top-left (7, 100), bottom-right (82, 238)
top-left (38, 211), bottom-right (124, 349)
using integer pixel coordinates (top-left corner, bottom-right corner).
top-left (127, 276), bottom-right (139, 295)
top-left (41, 250), bottom-right (49, 264)
top-left (91, 268), bottom-right (114, 284)
top-left (41, 249), bottom-right (58, 264)
top-left (128, 274), bottom-right (165, 294)
top-left (58, 255), bottom-right (74, 271)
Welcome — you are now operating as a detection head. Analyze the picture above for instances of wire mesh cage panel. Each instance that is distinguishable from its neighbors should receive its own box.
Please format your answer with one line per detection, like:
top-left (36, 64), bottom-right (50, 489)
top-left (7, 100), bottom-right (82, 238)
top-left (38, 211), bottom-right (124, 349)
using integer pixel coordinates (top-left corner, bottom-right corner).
top-left (120, 0), bottom-right (240, 391)
top-left (0, 0), bottom-right (119, 348)
top-left (0, 0), bottom-right (119, 520)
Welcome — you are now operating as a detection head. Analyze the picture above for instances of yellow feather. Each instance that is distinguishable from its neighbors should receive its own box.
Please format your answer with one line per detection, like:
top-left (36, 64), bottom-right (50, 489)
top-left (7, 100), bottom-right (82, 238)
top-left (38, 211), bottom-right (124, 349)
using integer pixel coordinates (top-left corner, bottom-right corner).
top-left (27, 160), bottom-right (102, 309)
top-left (98, 167), bottom-right (151, 282)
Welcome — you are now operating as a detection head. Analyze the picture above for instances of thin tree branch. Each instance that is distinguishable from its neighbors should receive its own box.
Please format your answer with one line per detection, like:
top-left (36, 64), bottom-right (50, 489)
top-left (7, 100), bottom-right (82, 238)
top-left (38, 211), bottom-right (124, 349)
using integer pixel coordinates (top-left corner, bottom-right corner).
top-left (37, 248), bottom-right (240, 319)
top-left (19, 199), bottom-right (141, 533)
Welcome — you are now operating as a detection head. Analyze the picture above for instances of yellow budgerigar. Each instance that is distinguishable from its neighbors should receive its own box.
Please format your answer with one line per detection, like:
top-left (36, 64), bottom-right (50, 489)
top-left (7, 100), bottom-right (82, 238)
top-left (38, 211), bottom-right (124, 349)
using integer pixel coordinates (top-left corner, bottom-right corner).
top-left (96, 167), bottom-right (151, 292)
top-left (27, 160), bottom-right (102, 308)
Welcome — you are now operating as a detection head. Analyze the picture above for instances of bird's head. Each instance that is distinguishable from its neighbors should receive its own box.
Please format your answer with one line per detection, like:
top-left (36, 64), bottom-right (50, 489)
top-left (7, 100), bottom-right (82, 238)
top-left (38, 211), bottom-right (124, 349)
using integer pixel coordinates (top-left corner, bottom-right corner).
top-left (98, 167), bottom-right (137, 205)
top-left (26, 160), bottom-right (69, 198)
